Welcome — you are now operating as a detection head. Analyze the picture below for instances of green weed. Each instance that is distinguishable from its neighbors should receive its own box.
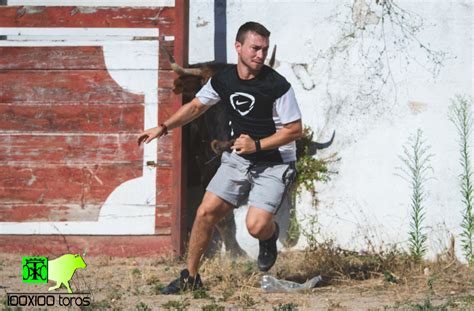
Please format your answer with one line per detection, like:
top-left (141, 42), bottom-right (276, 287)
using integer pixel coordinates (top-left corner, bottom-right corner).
top-left (449, 95), bottom-right (474, 265)
top-left (399, 129), bottom-right (432, 261)
top-left (273, 302), bottom-right (299, 311)
top-left (136, 301), bottom-right (151, 311)
top-left (162, 299), bottom-right (190, 310)
top-left (202, 303), bottom-right (225, 311)
top-left (192, 289), bottom-right (211, 299)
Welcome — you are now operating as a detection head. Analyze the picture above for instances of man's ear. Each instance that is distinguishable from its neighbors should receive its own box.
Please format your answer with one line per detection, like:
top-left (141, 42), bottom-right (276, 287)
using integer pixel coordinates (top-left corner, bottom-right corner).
top-left (235, 41), bottom-right (242, 53)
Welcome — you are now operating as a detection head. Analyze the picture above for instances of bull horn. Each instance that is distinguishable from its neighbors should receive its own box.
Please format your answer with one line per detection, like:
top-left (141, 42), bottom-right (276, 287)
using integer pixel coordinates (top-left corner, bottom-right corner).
top-left (268, 44), bottom-right (277, 68)
top-left (210, 140), bottom-right (220, 155)
top-left (307, 130), bottom-right (336, 156)
top-left (211, 139), bottom-right (235, 155)
top-left (160, 45), bottom-right (203, 76)
top-left (171, 63), bottom-right (203, 77)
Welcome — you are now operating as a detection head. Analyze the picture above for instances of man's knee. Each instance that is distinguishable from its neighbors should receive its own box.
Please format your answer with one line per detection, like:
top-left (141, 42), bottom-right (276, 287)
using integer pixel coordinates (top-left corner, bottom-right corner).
top-left (195, 204), bottom-right (220, 225)
top-left (195, 192), bottom-right (232, 225)
top-left (246, 206), bottom-right (274, 239)
top-left (246, 218), bottom-right (273, 239)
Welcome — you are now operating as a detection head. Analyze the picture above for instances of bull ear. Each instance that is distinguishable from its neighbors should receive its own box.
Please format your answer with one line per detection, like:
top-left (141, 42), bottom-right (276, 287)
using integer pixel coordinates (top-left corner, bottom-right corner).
top-left (268, 45), bottom-right (277, 68)
top-left (160, 45), bottom-right (203, 77)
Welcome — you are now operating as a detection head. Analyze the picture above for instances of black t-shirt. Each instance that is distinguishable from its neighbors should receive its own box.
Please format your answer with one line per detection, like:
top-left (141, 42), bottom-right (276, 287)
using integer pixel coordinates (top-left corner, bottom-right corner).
top-left (196, 65), bottom-right (301, 163)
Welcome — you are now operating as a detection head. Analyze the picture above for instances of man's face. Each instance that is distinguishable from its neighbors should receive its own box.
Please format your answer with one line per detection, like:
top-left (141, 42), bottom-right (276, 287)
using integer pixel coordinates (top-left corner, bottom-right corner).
top-left (235, 31), bottom-right (269, 72)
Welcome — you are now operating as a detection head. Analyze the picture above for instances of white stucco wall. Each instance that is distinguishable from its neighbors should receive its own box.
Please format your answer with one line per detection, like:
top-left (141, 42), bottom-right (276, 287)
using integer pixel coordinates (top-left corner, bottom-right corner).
top-left (189, 0), bottom-right (473, 261)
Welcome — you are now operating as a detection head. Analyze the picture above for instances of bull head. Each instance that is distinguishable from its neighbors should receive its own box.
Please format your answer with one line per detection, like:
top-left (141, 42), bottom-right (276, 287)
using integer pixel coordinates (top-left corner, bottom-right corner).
top-left (160, 44), bottom-right (277, 93)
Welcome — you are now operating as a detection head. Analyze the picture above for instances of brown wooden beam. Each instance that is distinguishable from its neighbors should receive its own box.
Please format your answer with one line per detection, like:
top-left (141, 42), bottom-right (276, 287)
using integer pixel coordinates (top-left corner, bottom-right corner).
top-left (170, 0), bottom-right (188, 256)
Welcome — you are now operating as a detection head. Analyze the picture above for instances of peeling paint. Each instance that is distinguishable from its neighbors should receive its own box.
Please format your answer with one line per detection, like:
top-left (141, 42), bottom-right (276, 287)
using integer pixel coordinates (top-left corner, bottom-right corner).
top-left (24, 7), bottom-right (46, 15)
top-left (408, 101), bottom-right (428, 114)
top-left (87, 168), bottom-right (104, 185)
top-left (292, 64), bottom-right (315, 90)
top-left (352, 0), bottom-right (380, 29)
top-left (16, 7), bottom-right (26, 17)
top-left (70, 7), bottom-right (79, 16)
top-left (77, 7), bottom-right (98, 14)
top-left (27, 175), bottom-right (37, 186)
top-left (36, 193), bottom-right (44, 204)
top-left (196, 16), bottom-right (210, 28)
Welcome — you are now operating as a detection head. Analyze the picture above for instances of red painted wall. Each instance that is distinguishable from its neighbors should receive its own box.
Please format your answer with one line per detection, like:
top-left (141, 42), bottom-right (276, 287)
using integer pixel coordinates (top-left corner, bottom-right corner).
top-left (0, 3), bottom-right (188, 257)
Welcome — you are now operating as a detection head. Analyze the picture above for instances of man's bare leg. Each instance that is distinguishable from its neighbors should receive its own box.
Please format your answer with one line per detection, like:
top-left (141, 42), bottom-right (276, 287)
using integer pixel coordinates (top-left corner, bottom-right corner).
top-left (245, 206), bottom-right (275, 240)
top-left (246, 206), bottom-right (279, 271)
top-left (187, 191), bottom-right (234, 277)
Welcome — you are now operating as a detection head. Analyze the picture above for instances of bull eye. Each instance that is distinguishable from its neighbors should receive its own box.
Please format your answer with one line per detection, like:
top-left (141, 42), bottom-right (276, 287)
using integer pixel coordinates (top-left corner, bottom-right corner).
top-left (174, 80), bottom-right (182, 88)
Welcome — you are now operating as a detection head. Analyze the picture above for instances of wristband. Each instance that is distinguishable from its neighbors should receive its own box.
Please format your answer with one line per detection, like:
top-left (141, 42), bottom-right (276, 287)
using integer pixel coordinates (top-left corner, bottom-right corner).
top-left (255, 139), bottom-right (261, 152)
top-left (160, 123), bottom-right (168, 136)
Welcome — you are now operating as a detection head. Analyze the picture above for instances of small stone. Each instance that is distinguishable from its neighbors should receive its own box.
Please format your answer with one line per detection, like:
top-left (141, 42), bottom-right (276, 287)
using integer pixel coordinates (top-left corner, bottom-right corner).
top-left (423, 267), bottom-right (431, 275)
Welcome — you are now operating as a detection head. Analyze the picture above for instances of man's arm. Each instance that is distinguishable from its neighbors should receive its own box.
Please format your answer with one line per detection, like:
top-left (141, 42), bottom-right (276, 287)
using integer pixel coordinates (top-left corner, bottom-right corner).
top-left (137, 97), bottom-right (211, 145)
top-left (231, 119), bottom-right (303, 154)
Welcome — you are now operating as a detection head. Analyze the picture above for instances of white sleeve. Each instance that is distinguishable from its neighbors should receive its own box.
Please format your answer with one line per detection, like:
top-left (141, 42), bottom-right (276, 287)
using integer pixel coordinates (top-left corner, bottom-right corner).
top-left (275, 86), bottom-right (302, 124)
top-left (195, 78), bottom-right (221, 106)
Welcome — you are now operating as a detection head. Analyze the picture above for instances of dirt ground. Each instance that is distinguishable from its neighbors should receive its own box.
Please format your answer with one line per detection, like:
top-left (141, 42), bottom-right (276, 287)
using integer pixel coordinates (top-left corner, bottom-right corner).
top-left (1, 251), bottom-right (473, 310)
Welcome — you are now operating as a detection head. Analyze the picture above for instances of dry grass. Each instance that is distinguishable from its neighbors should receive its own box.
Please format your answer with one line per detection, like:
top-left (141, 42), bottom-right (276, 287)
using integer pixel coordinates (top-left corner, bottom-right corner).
top-left (195, 241), bottom-right (473, 309)
top-left (1, 244), bottom-right (472, 310)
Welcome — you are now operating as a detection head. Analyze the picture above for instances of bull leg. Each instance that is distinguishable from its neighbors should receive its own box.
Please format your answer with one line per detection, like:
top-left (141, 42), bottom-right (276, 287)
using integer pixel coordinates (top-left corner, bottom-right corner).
top-left (280, 194), bottom-right (300, 248)
top-left (48, 282), bottom-right (61, 291)
top-left (64, 281), bottom-right (73, 293)
top-left (215, 212), bottom-right (247, 257)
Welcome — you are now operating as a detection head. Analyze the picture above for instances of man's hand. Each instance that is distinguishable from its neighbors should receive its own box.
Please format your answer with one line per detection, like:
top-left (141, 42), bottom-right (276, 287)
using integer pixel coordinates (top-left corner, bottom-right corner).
top-left (137, 126), bottom-right (165, 146)
top-left (231, 134), bottom-right (257, 154)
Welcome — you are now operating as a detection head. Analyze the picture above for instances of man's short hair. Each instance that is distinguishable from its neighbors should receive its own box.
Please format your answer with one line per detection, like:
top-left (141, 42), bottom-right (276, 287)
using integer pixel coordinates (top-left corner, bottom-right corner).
top-left (236, 22), bottom-right (271, 44)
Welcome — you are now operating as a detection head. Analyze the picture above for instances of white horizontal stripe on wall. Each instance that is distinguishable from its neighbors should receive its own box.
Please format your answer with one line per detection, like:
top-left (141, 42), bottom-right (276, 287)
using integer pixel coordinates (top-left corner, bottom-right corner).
top-left (6, 0), bottom-right (175, 7)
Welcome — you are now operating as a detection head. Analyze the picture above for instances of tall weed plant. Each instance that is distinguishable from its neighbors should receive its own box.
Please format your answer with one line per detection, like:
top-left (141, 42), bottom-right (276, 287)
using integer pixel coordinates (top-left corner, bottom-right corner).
top-left (399, 129), bottom-right (433, 261)
top-left (449, 95), bottom-right (473, 265)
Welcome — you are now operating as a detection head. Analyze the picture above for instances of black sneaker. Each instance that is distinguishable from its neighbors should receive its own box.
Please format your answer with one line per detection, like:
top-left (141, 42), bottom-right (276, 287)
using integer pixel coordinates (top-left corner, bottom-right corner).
top-left (257, 222), bottom-right (280, 272)
top-left (160, 269), bottom-right (203, 295)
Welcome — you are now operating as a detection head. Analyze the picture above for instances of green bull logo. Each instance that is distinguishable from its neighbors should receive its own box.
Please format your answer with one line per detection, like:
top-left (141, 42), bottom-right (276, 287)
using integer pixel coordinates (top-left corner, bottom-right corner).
top-left (22, 254), bottom-right (87, 293)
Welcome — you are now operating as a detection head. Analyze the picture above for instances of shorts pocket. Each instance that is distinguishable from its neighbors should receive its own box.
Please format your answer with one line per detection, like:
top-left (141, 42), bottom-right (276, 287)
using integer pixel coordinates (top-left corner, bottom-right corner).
top-left (220, 151), bottom-right (238, 169)
top-left (282, 163), bottom-right (297, 187)
top-left (220, 151), bottom-right (230, 163)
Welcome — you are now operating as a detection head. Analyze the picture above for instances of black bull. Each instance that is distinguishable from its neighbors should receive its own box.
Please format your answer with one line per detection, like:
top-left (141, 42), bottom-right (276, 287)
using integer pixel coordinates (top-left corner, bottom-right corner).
top-left (162, 46), bottom-right (334, 256)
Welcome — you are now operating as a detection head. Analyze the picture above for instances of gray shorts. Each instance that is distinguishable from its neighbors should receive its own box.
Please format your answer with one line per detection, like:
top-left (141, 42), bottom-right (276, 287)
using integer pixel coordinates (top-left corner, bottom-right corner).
top-left (206, 151), bottom-right (297, 214)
